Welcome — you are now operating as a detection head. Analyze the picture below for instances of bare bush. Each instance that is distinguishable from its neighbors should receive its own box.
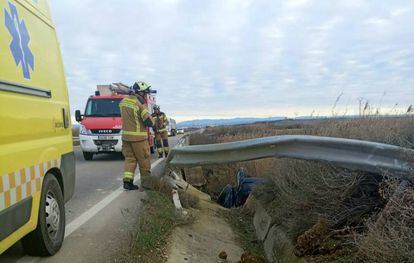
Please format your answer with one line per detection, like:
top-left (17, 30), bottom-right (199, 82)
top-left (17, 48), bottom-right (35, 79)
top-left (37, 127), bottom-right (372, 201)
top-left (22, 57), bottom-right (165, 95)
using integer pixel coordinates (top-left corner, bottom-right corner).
top-left (357, 182), bottom-right (414, 262)
top-left (253, 159), bottom-right (383, 241)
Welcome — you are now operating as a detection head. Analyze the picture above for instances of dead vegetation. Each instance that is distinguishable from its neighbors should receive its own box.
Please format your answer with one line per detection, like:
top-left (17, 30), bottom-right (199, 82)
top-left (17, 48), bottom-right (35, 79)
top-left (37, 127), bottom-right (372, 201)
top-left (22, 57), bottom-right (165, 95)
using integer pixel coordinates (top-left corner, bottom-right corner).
top-left (141, 176), bottom-right (200, 209)
top-left (118, 177), bottom-right (199, 263)
top-left (118, 191), bottom-right (177, 263)
top-left (189, 116), bottom-right (414, 262)
top-left (357, 179), bottom-right (414, 262)
top-left (223, 208), bottom-right (266, 260)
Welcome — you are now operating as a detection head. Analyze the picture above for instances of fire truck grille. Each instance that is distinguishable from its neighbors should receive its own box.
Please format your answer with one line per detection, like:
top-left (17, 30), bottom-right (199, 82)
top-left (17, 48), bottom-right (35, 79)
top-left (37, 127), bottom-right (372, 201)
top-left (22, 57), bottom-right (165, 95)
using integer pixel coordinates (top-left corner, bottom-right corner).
top-left (93, 140), bottom-right (118, 147)
top-left (91, 129), bottom-right (121, 134)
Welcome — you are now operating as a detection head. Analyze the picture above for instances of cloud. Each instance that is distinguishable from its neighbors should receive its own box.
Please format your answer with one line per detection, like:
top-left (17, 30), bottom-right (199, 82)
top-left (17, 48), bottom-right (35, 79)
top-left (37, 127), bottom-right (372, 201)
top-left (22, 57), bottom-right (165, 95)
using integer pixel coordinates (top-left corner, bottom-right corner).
top-left (49, 0), bottom-right (414, 121)
top-left (286, 0), bottom-right (309, 9)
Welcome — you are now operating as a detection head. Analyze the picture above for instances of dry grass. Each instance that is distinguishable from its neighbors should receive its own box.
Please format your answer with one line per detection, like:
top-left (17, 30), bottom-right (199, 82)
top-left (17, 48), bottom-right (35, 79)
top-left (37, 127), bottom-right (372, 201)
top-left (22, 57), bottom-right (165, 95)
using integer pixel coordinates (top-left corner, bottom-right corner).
top-left (200, 117), bottom-right (414, 148)
top-left (357, 179), bottom-right (414, 262)
top-left (141, 176), bottom-right (199, 209)
top-left (254, 160), bottom-right (384, 240)
top-left (189, 116), bottom-right (414, 262)
top-left (223, 208), bottom-right (266, 260)
top-left (118, 191), bottom-right (177, 263)
top-left (118, 178), bottom-right (199, 263)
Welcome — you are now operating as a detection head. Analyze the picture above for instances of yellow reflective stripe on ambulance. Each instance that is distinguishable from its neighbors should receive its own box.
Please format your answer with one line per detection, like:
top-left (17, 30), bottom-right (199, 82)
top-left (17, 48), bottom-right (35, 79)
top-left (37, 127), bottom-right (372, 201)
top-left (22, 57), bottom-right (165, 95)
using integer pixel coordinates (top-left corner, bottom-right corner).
top-left (0, 159), bottom-right (61, 212)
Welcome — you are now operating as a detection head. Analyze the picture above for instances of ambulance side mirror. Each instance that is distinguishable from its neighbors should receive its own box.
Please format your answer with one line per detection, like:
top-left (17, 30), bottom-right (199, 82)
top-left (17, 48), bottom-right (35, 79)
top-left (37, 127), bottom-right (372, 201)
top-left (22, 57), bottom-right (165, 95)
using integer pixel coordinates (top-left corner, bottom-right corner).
top-left (75, 110), bottom-right (83, 122)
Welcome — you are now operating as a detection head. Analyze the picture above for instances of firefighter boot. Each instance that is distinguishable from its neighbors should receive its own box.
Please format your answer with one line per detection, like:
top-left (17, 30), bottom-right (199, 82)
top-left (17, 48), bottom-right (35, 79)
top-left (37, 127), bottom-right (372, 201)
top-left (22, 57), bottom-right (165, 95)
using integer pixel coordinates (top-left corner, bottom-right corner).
top-left (162, 138), bottom-right (169, 158)
top-left (156, 138), bottom-right (163, 158)
top-left (123, 180), bottom-right (139, 190)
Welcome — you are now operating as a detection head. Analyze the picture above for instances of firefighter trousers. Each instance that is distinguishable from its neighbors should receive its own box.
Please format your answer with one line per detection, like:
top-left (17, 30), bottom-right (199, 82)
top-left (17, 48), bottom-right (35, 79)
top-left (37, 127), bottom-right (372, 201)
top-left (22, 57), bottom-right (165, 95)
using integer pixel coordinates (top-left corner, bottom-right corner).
top-left (122, 140), bottom-right (151, 182)
top-left (155, 131), bottom-right (169, 156)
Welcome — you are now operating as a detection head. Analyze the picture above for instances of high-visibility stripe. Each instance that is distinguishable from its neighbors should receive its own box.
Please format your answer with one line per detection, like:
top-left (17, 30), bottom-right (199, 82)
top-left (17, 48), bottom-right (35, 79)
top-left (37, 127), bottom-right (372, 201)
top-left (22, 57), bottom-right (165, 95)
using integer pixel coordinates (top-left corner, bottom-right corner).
top-left (133, 106), bottom-right (142, 134)
top-left (0, 158), bottom-right (61, 212)
top-left (9, 173), bottom-right (16, 189)
top-left (122, 130), bottom-right (148, 136)
top-left (123, 172), bottom-right (134, 180)
top-left (141, 109), bottom-right (149, 118)
top-left (4, 191), bottom-right (11, 208)
top-left (120, 100), bottom-right (136, 106)
top-left (123, 98), bottom-right (137, 104)
top-left (120, 103), bottom-right (137, 111)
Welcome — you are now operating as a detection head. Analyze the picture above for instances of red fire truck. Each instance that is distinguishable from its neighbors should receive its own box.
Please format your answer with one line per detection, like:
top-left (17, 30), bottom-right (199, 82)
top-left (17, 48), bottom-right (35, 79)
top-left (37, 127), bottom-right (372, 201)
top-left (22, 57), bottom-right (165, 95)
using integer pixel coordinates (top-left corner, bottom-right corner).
top-left (75, 83), bottom-right (156, 160)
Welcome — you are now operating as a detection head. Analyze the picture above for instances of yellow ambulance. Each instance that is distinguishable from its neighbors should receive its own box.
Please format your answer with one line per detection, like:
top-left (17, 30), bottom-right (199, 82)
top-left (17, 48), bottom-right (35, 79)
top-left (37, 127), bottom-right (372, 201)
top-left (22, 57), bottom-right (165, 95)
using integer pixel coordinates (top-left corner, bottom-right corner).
top-left (0, 0), bottom-right (75, 256)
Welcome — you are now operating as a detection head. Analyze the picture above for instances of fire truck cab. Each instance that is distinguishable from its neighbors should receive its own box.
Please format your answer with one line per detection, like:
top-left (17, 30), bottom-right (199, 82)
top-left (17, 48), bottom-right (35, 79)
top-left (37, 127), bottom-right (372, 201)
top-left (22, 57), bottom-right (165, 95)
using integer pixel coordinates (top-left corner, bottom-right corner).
top-left (75, 84), bottom-right (156, 160)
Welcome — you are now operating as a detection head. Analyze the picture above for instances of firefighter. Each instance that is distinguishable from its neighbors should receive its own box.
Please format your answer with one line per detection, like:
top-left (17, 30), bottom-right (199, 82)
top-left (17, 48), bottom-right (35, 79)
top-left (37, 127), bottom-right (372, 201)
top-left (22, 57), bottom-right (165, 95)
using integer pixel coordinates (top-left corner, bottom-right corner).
top-left (152, 105), bottom-right (170, 158)
top-left (119, 81), bottom-right (154, 190)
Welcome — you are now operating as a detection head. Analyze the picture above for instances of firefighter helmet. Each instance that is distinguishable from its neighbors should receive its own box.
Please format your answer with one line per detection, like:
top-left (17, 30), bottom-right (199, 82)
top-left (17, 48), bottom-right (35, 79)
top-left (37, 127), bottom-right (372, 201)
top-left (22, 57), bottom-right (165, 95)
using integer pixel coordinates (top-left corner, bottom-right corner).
top-left (132, 81), bottom-right (151, 93)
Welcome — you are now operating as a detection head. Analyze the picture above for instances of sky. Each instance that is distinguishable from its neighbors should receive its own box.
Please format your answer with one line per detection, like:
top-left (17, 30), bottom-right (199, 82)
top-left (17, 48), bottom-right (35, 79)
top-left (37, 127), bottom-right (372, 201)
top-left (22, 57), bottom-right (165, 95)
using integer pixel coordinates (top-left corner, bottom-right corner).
top-left (49, 0), bottom-right (414, 122)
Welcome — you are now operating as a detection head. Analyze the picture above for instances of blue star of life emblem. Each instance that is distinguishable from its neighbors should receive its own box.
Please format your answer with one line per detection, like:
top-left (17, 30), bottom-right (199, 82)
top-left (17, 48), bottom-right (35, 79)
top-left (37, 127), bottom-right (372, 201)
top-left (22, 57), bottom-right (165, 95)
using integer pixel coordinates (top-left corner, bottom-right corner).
top-left (4, 2), bottom-right (35, 79)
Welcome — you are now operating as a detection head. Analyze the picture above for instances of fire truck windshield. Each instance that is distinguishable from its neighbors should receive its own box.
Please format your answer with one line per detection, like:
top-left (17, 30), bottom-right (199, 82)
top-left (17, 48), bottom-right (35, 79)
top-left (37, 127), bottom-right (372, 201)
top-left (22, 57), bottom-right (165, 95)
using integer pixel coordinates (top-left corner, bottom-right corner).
top-left (85, 98), bottom-right (122, 117)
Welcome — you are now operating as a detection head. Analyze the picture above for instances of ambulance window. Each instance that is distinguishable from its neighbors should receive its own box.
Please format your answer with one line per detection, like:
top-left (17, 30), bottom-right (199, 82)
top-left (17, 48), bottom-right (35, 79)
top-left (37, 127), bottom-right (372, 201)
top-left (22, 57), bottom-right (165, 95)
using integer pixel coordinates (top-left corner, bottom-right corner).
top-left (85, 99), bottom-right (122, 117)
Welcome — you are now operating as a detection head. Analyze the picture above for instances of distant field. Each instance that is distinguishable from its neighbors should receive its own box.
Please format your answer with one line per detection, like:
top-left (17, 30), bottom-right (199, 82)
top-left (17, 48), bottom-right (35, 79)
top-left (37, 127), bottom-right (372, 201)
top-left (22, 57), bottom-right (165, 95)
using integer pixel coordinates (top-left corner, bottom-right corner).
top-left (190, 115), bottom-right (414, 262)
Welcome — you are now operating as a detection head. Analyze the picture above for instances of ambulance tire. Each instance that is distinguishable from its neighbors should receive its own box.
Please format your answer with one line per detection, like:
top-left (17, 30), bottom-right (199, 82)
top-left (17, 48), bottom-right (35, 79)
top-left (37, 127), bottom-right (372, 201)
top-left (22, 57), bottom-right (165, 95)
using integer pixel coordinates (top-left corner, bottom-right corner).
top-left (22, 174), bottom-right (65, 256)
top-left (83, 152), bottom-right (94, 160)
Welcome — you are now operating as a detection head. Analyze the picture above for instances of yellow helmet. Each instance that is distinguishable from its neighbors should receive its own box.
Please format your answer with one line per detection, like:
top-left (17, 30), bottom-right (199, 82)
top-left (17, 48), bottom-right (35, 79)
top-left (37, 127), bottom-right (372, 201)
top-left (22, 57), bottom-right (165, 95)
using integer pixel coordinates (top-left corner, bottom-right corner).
top-left (132, 81), bottom-right (151, 93)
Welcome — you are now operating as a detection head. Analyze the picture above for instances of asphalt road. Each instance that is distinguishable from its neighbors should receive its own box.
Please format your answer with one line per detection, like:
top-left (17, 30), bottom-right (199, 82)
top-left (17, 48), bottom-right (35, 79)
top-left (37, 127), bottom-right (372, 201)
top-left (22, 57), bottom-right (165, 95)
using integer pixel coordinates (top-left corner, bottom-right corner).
top-left (0, 135), bottom-right (182, 263)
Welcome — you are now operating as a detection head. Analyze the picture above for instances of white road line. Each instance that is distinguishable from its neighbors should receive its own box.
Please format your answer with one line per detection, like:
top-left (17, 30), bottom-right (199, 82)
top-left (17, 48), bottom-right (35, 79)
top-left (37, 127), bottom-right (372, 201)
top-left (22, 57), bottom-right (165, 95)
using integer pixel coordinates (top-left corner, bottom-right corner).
top-left (16, 158), bottom-right (165, 263)
top-left (65, 157), bottom-right (163, 237)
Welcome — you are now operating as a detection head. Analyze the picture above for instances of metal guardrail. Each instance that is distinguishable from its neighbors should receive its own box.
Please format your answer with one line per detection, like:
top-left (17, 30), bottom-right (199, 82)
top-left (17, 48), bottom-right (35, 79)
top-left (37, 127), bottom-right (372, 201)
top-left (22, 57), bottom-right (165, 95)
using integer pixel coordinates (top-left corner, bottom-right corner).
top-left (166, 135), bottom-right (414, 180)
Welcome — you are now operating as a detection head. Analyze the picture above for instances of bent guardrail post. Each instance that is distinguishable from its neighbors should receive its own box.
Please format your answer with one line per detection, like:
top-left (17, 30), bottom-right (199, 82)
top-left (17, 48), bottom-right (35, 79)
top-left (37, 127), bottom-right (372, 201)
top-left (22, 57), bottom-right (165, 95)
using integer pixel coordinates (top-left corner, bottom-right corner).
top-left (166, 135), bottom-right (414, 181)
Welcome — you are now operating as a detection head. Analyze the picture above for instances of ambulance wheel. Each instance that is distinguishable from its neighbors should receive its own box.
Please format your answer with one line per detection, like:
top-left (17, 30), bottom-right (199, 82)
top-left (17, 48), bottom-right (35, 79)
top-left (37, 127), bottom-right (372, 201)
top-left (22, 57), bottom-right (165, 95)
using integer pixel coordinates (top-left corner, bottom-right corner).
top-left (150, 146), bottom-right (155, 154)
top-left (22, 174), bottom-right (65, 256)
top-left (83, 152), bottom-right (94, 160)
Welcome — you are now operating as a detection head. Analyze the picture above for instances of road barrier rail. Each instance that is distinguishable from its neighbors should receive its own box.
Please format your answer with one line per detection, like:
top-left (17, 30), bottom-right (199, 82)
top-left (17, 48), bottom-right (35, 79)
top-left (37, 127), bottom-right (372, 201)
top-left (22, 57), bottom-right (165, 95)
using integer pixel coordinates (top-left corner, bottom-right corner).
top-left (167, 135), bottom-right (414, 180)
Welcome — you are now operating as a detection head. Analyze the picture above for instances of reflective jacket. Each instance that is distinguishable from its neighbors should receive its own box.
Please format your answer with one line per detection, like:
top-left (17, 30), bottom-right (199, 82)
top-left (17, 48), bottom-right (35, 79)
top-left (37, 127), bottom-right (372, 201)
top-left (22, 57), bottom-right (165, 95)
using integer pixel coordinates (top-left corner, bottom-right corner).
top-left (119, 95), bottom-right (153, 141)
top-left (152, 112), bottom-right (168, 133)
